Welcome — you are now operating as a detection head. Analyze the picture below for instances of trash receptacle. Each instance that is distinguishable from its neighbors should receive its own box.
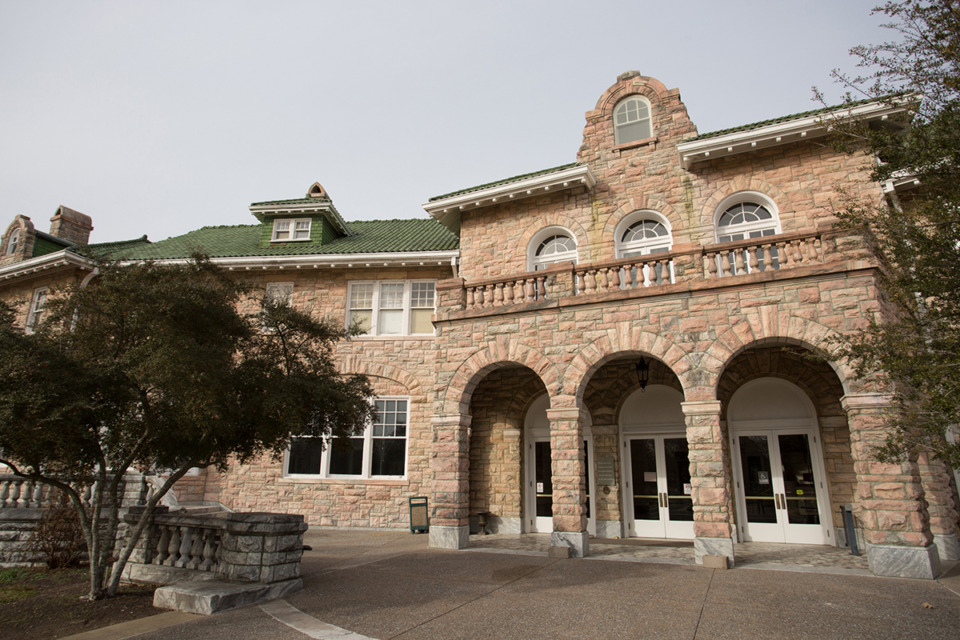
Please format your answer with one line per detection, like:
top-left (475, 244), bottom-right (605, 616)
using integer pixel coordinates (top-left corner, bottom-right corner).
top-left (409, 496), bottom-right (429, 533)
top-left (841, 504), bottom-right (860, 556)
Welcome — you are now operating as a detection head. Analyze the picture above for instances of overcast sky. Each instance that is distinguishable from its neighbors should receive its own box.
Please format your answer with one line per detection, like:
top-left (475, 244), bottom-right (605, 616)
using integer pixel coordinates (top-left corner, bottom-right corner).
top-left (1, 1), bottom-right (890, 244)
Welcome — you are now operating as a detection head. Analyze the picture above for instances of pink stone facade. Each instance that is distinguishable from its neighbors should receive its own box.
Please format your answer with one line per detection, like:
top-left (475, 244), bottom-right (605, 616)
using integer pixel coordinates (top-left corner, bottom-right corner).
top-left (2, 72), bottom-right (957, 578)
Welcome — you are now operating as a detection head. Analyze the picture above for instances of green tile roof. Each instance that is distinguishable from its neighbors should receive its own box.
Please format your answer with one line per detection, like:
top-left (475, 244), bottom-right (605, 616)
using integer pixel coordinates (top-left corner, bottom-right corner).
top-left (428, 162), bottom-right (581, 202)
top-left (250, 197), bottom-right (332, 207)
top-left (95, 219), bottom-right (458, 261)
top-left (692, 95), bottom-right (893, 141)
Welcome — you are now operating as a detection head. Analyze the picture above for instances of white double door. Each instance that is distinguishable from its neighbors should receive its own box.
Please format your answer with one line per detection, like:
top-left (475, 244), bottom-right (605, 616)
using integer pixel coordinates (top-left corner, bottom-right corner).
top-left (623, 434), bottom-right (695, 539)
top-left (732, 428), bottom-right (831, 544)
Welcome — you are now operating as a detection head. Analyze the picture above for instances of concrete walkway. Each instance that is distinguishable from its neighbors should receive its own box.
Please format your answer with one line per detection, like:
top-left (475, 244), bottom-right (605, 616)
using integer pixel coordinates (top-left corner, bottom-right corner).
top-left (67, 530), bottom-right (960, 640)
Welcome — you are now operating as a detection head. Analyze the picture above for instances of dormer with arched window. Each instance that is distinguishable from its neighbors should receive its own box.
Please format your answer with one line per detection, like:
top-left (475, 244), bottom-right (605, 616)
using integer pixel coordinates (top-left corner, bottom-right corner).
top-left (613, 95), bottom-right (653, 146)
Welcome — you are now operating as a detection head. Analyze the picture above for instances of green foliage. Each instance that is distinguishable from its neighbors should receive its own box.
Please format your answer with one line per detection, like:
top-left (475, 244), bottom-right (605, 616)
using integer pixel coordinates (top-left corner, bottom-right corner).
top-left (0, 256), bottom-right (375, 598)
top-left (826, 1), bottom-right (960, 465)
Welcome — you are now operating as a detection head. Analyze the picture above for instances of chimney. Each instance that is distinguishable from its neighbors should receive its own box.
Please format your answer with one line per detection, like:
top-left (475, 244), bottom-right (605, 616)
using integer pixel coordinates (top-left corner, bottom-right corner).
top-left (49, 206), bottom-right (93, 246)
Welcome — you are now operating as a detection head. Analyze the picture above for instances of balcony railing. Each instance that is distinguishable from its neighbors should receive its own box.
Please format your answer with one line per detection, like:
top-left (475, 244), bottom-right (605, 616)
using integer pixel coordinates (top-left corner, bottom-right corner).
top-left (441, 228), bottom-right (848, 316)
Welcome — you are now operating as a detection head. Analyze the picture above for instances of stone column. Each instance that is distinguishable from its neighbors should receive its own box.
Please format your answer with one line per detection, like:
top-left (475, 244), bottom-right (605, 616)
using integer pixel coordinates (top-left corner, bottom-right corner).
top-left (842, 393), bottom-right (940, 579)
top-left (429, 413), bottom-right (472, 550)
top-left (546, 401), bottom-right (589, 557)
top-left (682, 400), bottom-right (735, 567)
top-left (917, 452), bottom-right (960, 561)
top-left (591, 422), bottom-right (623, 539)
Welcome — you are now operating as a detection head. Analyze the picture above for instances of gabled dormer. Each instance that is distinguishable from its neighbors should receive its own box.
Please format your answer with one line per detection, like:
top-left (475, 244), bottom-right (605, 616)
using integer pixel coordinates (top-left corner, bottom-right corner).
top-left (249, 182), bottom-right (352, 249)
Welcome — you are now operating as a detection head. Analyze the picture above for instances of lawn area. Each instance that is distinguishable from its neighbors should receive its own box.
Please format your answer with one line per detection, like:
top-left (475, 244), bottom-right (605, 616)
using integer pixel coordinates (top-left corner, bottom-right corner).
top-left (0, 566), bottom-right (159, 639)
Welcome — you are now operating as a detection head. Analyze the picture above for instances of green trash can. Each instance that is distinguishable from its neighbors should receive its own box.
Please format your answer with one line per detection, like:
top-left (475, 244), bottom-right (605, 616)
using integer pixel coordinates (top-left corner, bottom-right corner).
top-left (409, 496), bottom-right (429, 533)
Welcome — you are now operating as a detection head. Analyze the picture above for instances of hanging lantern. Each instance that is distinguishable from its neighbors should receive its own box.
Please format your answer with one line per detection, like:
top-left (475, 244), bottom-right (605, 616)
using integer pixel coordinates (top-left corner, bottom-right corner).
top-left (635, 356), bottom-right (650, 391)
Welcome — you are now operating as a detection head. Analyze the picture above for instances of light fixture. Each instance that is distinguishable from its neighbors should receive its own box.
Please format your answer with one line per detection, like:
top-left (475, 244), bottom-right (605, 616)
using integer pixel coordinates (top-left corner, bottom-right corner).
top-left (635, 356), bottom-right (650, 392)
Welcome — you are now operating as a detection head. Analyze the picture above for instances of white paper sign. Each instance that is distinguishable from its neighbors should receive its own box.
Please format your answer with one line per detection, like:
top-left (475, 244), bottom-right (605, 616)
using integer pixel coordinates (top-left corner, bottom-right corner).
top-left (758, 470), bottom-right (770, 485)
top-left (683, 483), bottom-right (692, 495)
top-left (536, 482), bottom-right (544, 493)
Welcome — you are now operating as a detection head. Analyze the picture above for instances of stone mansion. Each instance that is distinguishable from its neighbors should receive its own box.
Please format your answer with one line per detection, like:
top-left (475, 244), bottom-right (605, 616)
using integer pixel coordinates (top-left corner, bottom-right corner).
top-left (1, 72), bottom-right (956, 580)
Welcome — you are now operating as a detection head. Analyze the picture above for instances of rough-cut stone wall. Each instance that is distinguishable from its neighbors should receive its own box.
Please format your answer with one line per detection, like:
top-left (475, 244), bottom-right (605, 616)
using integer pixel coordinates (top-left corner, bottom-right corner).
top-left (467, 368), bottom-right (544, 522)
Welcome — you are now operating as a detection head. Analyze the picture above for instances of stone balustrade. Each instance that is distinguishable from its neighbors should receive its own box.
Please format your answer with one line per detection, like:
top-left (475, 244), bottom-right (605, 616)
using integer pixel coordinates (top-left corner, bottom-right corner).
top-left (0, 474), bottom-right (106, 510)
top-left (449, 228), bottom-right (834, 315)
top-left (123, 507), bottom-right (307, 585)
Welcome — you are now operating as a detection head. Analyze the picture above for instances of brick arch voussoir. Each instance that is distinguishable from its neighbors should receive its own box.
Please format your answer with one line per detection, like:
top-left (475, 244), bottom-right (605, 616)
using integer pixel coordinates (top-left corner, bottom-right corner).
top-left (339, 356), bottom-right (423, 397)
top-left (442, 342), bottom-right (560, 416)
top-left (567, 323), bottom-right (688, 403)
top-left (594, 74), bottom-right (671, 116)
top-left (603, 201), bottom-right (682, 238)
top-left (699, 177), bottom-right (789, 229)
top-left (519, 214), bottom-right (589, 255)
top-left (710, 313), bottom-right (855, 396)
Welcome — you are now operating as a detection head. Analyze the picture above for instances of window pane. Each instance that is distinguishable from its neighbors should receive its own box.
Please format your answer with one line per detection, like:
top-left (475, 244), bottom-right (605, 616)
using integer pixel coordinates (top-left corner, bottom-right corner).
top-left (410, 282), bottom-right (435, 308)
top-left (380, 283), bottom-right (404, 308)
top-left (371, 438), bottom-right (405, 476)
top-left (379, 309), bottom-right (403, 334)
top-left (410, 308), bottom-right (433, 334)
top-left (329, 438), bottom-right (364, 475)
top-left (293, 220), bottom-right (311, 239)
top-left (350, 309), bottom-right (372, 334)
top-left (287, 437), bottom-right (324, 475)
top-left (349, 283), bottom-right (374, 308)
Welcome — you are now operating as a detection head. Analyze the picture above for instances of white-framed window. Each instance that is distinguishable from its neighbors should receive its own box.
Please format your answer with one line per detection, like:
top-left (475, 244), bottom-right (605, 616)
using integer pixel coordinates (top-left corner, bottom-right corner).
top-left (714, 192), bottom-right (781, 273)
top-left (285, 397), bottom-right (409, 479)
top-left (5, 229), bottom-right (20, 255)
top-left (262, 282), bottom-right (294, 330)
top-left (271, 218), bottom-right (312, 242)
top-left (25, 287), bottom-right (48, 334)
top-left (527, 227), bottom-right (578, 272)
top-left (615, 212), bottom-right (673, 258)
top-left (614, 95), bottom-right (652, 145)
top-left (347, 281), bottom-right (436, 336)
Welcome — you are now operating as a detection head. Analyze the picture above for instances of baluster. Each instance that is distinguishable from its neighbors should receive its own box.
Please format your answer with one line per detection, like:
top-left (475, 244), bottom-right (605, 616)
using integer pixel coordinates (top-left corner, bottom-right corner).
top-left (514, 279), bottom-right (525, 302)
top-left (465, 287), bottom-right (475, 308)
top-left (789, 240), bottom-right (802, 264)
top-left (747, 246), bottom-right (759, 273)
top-left (805, 238), bottom-right (818, 262)
top-left (81, 481), bottom-right (93, 510)
top-left (814, 237), bottom-right (823, 262)
top-left (720, 252), bottom-right (731, 277)
top-left (199, 530), bottom-right (217, 571)
top-left (536, 276), bottom-right (547, 300)
top-left (581, 270), bottom-right (593, 294)
top-left (8, 481), bottom-right (21, 509)
top-left (493, 283), bottom-right (504, 306)
top-left (610, 266), bottom-right (621, 290)
top-left (703, 252), bottom-right (714, 278)
top-left (761, 245), bottom-right (774, 271)
top-left (176, 527), bottom-right (193, 568)
top-left (596, 267), bottom-right (609, 293)
top-left (775, 242), bottom-right (789, 268)
top-left (187, 528), bottom-right (205, 569)
top-left (0, 479), bottom-right (10, 508)
top-left (503, 280), bottom-right (515, 305)
top-left (154, 526), bottom-right (171, 565)
top-left (164, 526), bottom-right (181, 567)
top-left (734, 249), bottom-right (745, 275)
top-left (31, 481), bottom-right (43, 508)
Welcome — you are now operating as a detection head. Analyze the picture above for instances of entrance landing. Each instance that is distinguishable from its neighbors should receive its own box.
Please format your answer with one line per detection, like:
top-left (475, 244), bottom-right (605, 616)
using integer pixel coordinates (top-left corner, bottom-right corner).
top-left (468, 533), bottom-right (871, 574)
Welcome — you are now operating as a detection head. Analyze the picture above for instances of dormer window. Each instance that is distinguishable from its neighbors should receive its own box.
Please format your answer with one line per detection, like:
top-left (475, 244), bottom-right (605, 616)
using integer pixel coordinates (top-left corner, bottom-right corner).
top-left (614, 96), bottom-right (652, 145)
top-left (272, 218), bottom-right (311, 242)
top-left (5, 229), bottom-right (20, 255)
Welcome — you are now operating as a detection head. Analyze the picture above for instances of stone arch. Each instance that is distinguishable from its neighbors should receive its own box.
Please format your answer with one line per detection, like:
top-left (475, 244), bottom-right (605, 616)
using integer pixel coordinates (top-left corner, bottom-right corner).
top-left (566, 322), bottom-right (690, 404)
top-left (340, 356), bottom-right (423, 397)
top-left (592, 72), bottom-right (672, 118)
top-left (699, 177), bottom-right (789, 232)
top-left (703, 310), bottom-right (861, 398)
top-left (519, 214), bottom-right (589, 264)
top-left (441, 339), bottom-right (561, 416)
top-left (603, 201), bottom-right (682, 239)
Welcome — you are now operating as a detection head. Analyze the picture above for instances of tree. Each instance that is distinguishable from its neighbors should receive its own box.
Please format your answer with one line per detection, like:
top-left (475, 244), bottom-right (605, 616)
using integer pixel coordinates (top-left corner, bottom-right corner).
top-left (0, 257), bottom-right (375, 599)
top-left (824, 0), bottom-right (960, 466)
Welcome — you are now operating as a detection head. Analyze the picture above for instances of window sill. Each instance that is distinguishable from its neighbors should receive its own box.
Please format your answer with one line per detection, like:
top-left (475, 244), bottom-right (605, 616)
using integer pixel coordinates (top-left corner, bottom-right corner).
top-left (279, 476), bottom-right (407, 485)
top-left (614, 136), bottom-right (658, 152)
top-left (351, 334), bottom-right (436, 341)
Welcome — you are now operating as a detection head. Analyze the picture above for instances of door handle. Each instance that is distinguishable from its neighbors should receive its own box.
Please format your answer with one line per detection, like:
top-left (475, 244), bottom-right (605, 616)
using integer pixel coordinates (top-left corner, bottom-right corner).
top-left (774, 494), bottom-right (782, 510)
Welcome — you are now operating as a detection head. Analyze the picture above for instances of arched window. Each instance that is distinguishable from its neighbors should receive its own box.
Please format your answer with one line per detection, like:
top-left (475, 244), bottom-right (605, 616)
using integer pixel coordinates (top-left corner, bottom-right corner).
top-left (528, 227), bottom-right (578, 271)
top-left (614, 96), bottom-right (652, 145)
top-left (714, 193), bottom-right (781, 273)
top-left (717, 201), bottom-right (778, 243)
top-left (618, 219), bottom-right (672, 257)
top-left (5, 229), bottom-right (20, 255)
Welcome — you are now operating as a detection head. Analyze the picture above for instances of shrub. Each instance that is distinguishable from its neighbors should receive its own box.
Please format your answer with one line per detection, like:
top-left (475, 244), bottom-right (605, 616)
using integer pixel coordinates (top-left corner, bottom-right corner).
top-left (30, 492), bottom-right (86, 569)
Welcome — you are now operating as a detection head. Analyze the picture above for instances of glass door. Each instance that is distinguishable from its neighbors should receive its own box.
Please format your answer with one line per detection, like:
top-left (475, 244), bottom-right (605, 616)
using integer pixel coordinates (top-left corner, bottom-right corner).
top-left (625, 436), bottom-right (694, 539)
top-left (734, 430), bottom-right (827, 544)
top-left (527, 439), bottom-right (594, 534)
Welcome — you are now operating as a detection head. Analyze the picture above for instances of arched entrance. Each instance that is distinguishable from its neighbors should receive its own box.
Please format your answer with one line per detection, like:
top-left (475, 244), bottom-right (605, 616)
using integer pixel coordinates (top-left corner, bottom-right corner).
top-left (728, 377), bottom-right (834, 545)
top-left (620, 385), bottom-right (693, 539)
top-left (524, 393), bottom-right (596, 534)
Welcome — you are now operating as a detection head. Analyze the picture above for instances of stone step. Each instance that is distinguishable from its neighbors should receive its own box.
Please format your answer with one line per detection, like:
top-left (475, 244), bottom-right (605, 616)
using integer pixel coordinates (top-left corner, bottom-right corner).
top-left (153, 578), bottom-right (303, 615)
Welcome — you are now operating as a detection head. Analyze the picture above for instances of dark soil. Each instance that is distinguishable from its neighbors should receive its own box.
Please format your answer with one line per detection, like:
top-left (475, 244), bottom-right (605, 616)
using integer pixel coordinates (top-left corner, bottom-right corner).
top-left (0, 567), bottom-right (160, 640)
